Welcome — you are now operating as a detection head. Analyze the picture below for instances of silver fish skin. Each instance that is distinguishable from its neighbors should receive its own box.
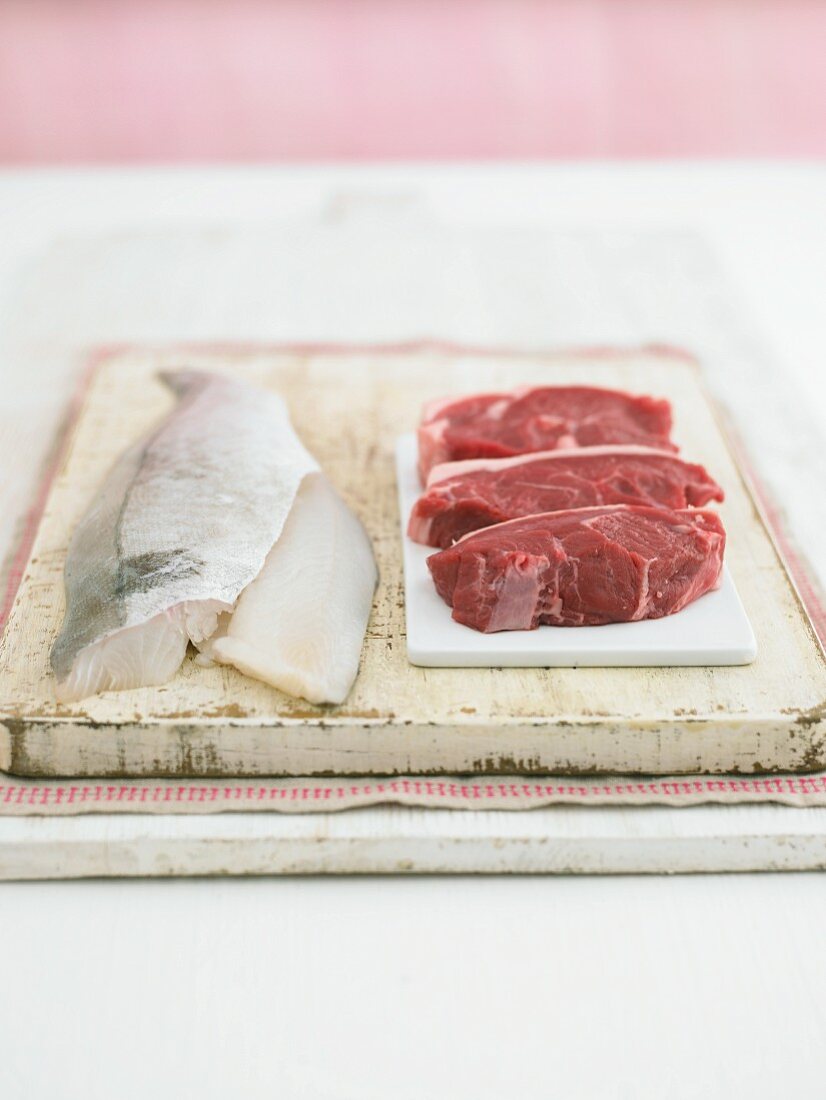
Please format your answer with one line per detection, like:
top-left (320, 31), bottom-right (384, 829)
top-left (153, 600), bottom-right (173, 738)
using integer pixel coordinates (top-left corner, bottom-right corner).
top-left (51, 369), bottom-right (317, 701)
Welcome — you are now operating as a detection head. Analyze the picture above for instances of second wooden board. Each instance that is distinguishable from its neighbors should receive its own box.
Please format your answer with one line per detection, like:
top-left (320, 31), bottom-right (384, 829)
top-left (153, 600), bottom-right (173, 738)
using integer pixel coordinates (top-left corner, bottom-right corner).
top-left (3, 804), bottom-right (826, 880)
top-left (0, 344), bottom-right (823, 778)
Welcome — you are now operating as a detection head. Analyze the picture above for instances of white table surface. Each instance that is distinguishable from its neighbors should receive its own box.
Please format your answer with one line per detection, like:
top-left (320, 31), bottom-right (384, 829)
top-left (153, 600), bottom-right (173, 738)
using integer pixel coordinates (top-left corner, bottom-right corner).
top-left (1, 163), bottom-right (825, 1099)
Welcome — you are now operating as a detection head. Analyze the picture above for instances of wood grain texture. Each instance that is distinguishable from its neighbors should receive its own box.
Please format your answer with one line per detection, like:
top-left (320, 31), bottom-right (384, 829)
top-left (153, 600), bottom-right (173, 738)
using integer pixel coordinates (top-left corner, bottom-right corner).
top-left (0, 344), bottom-right (823, 778)
top-left (4, 804), bottom-right (826, 880)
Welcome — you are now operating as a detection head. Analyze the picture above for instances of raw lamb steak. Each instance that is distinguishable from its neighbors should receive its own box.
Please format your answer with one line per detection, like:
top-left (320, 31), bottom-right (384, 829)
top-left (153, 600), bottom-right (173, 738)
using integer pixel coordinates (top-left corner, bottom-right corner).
top-left (409, 446), bottom-right (723, 548)
top-left (427, 504), bottom-right (725, 632)
top-left (418, 385), bottom-right (675, 481)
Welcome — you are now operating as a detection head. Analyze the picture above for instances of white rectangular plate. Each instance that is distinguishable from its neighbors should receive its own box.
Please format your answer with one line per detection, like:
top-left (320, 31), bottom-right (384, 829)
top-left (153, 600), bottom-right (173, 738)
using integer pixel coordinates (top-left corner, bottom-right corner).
top-left (396, 434), bottom-right (757, 668)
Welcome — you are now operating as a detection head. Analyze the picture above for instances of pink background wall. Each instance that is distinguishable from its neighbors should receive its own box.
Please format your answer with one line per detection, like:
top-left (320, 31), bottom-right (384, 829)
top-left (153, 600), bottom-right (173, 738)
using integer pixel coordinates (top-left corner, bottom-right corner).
top-left (0, 0), bottom-right (824, 163)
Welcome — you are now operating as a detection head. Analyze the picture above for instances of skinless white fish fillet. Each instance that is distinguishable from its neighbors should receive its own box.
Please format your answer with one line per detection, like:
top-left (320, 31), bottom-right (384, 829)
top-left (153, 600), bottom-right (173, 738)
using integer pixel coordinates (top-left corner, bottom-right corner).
top-left (51, 369), bottom-right (377, 704)
top-left (200, 472), bottom-right (378, 704)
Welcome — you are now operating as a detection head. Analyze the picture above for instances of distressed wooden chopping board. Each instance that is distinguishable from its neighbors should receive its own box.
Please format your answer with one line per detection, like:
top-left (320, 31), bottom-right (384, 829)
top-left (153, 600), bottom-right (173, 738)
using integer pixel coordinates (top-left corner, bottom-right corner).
top-left (0, 344), bottom-right (823, 778)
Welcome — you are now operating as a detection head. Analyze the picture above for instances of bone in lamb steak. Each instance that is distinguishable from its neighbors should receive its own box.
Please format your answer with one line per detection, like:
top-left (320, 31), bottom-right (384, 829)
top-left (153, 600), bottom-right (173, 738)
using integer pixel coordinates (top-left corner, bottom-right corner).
top-left (409, 446), bottom-right (724, 548)
top-left (427, 504), bottom-right (726, 632)
top-left (417, 385), bottom-right (675, 482)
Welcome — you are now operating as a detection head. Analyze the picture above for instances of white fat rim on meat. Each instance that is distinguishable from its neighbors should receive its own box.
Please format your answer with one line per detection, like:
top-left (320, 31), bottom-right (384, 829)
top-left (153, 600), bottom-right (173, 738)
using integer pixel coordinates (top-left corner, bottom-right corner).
top-left (449, 503), bottom-right (686, 546)
top-left (425, 444), bottom-right (680, 487)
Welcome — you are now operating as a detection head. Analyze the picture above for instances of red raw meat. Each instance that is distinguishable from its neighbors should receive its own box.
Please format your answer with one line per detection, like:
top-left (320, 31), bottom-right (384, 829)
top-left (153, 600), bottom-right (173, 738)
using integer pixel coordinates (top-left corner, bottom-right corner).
top-left (427, 504), bottom-right (726, 632)
top-left (418, 385), bottom-right (675, 481)
top-left (409, 446), bottom-right (723, 548)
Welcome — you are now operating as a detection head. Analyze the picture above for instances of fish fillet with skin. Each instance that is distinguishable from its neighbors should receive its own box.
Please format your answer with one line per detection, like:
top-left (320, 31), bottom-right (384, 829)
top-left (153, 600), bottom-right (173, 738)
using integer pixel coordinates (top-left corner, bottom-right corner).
top-left (201, 472), bottom-right (378, 705)
top-left (51, 369), bottom-right (346, 702)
